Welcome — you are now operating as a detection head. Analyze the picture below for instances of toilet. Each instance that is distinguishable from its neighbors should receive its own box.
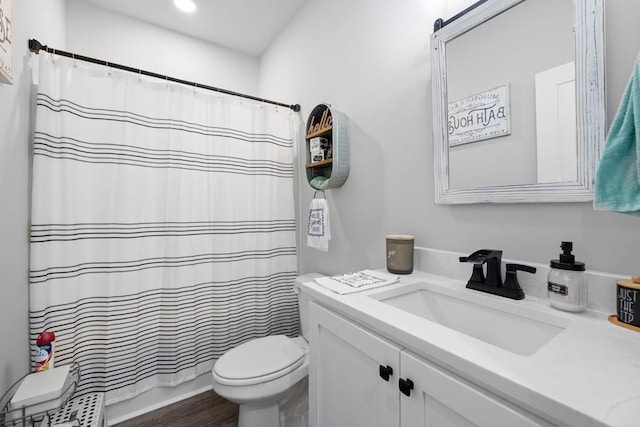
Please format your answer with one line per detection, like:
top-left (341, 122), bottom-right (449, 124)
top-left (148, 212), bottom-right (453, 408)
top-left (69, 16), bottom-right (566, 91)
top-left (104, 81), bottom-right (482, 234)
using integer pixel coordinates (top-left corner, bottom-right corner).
top-left (212, 274), bottom-right (319, 427)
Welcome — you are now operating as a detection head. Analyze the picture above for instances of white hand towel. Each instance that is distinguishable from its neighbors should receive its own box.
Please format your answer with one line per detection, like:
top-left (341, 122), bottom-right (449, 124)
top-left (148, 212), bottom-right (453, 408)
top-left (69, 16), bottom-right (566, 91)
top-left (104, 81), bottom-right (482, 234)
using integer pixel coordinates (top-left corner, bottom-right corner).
top-left (314, 270), bottom-right (399, 295)
top-left (307, 197), bottom-right (330, 251)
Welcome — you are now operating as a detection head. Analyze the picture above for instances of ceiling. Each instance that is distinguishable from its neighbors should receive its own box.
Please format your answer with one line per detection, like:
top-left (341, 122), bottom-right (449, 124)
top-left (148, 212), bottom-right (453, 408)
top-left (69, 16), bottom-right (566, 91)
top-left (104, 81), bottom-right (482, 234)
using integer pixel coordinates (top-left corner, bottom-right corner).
top-left (77, 0), bottom-right (308, 57)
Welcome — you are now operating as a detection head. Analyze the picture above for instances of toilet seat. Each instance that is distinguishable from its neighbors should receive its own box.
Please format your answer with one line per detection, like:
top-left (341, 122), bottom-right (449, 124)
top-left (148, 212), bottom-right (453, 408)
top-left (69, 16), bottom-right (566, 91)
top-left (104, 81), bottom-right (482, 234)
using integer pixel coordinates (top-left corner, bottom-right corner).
top-left (213, 335), bottom-right (305, 386)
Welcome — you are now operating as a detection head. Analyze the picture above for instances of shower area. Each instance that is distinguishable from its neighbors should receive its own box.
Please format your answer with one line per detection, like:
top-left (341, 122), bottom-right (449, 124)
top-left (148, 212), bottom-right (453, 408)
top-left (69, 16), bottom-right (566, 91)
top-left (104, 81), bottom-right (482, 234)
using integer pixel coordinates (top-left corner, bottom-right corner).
top-left (28, 43), bottom-right (300, 407)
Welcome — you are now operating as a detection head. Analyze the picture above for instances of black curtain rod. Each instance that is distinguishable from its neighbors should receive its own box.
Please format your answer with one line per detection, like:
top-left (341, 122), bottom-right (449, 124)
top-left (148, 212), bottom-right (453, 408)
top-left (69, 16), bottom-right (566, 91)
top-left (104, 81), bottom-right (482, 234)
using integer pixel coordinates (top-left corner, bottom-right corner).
top-left (433, 0), bottom-right (489, 32)
top-left (28, 39), bottom-right (301, 112)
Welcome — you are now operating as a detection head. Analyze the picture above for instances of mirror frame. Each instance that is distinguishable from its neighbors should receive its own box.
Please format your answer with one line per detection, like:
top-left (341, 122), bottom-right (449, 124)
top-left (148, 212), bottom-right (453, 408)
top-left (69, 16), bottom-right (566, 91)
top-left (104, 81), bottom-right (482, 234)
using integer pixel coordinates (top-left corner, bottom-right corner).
top-left (431, 0), bottom-right (605, 204)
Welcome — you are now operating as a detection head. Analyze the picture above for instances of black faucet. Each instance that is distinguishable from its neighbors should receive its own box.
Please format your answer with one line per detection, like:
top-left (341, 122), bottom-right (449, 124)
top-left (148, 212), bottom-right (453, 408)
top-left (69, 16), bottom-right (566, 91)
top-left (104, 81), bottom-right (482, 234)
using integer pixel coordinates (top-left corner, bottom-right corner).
top-left (459, 249), bottom-right (536, 300)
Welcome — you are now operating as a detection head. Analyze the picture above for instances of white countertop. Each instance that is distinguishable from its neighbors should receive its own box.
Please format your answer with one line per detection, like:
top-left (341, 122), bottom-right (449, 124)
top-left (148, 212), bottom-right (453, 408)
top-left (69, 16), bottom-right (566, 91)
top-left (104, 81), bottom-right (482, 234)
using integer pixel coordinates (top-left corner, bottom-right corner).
top-left (299, 269), bottom-right (640, 427)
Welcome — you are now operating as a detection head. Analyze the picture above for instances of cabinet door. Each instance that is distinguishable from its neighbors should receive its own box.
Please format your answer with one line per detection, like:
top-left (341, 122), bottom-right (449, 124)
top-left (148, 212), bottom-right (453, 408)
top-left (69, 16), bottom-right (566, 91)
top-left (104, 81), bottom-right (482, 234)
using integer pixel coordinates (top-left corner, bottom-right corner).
top-left (400, 351), bottom-right (553, 427)
top-left (309, 302), bottom-right (401, 427)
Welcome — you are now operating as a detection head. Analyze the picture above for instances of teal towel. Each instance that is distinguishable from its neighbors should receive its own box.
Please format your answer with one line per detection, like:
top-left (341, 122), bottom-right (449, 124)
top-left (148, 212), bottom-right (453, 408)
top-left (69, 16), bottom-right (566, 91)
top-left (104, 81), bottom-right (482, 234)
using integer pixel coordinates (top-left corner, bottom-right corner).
top-left (594, 55), bottom-right (640, 215)
top-left (310, 175), bottom-right (329, 190)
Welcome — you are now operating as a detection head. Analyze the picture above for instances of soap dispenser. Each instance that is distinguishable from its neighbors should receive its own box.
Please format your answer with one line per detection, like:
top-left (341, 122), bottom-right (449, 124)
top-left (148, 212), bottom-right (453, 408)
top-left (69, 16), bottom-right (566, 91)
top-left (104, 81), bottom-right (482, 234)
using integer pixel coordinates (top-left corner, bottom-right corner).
top-left (547, 241), bottom-right (587, 312)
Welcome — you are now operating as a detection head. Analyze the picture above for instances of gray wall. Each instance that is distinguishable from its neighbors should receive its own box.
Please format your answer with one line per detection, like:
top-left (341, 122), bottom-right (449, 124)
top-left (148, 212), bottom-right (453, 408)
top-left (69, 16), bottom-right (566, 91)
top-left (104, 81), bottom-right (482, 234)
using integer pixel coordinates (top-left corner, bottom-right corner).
top-left (260, 0), bottom-right (640, 278)
top-left (0, 0), bottom-right (66, 397)
top-left (65, 0), bottom-right (260, 94)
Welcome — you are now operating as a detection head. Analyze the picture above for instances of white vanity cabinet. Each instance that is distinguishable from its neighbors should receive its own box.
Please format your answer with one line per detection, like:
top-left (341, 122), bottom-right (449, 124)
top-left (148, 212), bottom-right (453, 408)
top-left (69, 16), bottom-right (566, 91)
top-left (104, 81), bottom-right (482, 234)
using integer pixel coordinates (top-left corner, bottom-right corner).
top-left (309, 301), bottom-right (553, 427)
top-left (308, 300), bottom-right (401, 427)
top-left (400, 350), bottom-right (554, 427)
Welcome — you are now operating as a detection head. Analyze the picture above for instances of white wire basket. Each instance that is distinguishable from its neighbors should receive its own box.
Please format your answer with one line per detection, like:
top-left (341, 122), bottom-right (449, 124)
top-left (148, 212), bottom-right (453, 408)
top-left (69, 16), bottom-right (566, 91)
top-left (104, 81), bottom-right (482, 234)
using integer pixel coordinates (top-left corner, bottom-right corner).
top-left (0, 362), bottom-right (80, 427)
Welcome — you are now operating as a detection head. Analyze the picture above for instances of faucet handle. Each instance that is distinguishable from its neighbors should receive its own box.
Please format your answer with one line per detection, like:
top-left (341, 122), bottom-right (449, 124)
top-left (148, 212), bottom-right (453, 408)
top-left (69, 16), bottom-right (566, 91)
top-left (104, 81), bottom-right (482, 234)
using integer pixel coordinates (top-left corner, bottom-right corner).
top-left (503, 263), bottom-right (537, 299)
top-left (506, 263), bottom-right (537, 276)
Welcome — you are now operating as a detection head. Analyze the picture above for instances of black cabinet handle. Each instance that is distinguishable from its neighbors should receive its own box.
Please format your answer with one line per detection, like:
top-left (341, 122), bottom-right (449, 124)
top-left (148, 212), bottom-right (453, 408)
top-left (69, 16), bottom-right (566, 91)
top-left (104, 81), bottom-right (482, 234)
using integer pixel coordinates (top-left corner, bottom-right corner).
top-left (399, 377), bottom-right (414, 396)
top-left (379, 365), bottom-right (393, 381)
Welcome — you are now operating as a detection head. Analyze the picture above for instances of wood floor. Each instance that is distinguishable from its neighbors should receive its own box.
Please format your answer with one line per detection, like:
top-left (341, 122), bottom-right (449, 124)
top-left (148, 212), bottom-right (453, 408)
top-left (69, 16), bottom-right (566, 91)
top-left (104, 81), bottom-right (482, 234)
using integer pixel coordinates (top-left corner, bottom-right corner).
top-left (113, 390), bottom-right (238, 427)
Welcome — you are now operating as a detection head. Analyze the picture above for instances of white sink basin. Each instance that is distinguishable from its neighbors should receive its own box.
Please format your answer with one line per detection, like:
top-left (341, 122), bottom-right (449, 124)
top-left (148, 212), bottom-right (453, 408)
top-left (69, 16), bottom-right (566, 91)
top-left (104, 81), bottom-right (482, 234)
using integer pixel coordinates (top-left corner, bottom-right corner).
top-left (370, 282), bottom-right (568, 356)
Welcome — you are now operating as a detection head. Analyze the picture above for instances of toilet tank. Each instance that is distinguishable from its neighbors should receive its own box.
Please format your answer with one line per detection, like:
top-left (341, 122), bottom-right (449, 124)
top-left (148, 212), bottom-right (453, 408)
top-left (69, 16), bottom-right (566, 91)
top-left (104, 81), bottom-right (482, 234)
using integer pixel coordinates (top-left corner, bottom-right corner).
top-left (295, 273), bottom-right (324, 340)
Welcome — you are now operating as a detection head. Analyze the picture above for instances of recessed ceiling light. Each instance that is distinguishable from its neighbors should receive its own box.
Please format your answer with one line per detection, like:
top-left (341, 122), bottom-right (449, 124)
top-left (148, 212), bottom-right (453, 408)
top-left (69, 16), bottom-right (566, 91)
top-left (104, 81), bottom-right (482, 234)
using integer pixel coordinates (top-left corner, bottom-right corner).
top-left (174, 0), bottom-right (197, 13)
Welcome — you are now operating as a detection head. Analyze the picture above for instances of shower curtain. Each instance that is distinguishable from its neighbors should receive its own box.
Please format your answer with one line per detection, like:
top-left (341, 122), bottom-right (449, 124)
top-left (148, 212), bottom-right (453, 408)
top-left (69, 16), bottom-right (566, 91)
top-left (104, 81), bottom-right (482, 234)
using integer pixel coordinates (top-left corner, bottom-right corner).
top-left (29, 53), bottom-right (298, 404)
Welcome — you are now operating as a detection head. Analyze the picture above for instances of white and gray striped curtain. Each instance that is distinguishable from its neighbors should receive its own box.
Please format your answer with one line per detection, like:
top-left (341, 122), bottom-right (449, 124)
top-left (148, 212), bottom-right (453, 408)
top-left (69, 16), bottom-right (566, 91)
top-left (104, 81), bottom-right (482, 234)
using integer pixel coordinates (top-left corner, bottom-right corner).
top-left (29, 53), bottom-right (298, 404)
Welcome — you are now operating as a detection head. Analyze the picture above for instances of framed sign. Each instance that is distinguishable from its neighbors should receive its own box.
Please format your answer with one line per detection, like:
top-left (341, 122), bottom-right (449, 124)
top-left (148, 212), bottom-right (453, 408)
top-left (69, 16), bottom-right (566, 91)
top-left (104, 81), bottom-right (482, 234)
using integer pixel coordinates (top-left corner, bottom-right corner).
top-left (448, 84), bottom-right (510, 146)
top-left (0, 0), bottom-right (12, 84)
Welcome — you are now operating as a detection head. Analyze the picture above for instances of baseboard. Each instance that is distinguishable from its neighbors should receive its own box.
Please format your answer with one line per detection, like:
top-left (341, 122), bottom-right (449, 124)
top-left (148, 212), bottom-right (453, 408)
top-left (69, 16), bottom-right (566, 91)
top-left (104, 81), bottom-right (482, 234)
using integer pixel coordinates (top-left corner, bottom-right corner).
top-left (106, 373), bottom-right (212, 425)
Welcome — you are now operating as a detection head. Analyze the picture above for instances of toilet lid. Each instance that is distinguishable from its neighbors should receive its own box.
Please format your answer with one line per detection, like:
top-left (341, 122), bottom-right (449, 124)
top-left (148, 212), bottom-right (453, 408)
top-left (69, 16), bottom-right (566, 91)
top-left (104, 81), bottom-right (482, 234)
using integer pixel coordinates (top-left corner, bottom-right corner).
top-left (213, 335), bottom-right (305, 386)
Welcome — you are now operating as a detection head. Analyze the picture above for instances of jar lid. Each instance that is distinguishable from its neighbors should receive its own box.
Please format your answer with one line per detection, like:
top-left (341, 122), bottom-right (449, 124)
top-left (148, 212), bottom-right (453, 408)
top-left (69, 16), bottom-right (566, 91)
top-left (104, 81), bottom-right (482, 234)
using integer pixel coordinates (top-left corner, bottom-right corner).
top-left (550, 241), bottom-right (585, 271)
top-left (550, 259), bottom-right (585, 271)
top-left (616, 276), bottom-right (640, 289)
top-left (386, 234), bottom-right (414, 241)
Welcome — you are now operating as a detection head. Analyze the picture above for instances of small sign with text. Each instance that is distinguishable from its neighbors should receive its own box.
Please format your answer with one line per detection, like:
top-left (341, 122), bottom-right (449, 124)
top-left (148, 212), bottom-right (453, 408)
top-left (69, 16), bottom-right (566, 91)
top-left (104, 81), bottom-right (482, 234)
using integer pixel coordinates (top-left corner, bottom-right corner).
top-left (0, 0), bottom-right (12, 83)
top-left (448, 84), bottom-right (510, 146)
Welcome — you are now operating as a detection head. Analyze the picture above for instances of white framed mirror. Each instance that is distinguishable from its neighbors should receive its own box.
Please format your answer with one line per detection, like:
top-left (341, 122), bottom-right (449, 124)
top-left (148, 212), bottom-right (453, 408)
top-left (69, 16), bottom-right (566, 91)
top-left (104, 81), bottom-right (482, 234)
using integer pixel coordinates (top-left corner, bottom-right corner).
top-left (431, 0), bottom-right (605, 204)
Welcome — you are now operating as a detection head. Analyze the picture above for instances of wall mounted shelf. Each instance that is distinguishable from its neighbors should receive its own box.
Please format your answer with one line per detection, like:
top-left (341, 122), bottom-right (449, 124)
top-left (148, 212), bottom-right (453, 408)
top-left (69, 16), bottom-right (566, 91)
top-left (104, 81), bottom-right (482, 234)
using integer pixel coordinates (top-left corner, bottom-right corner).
top-left (305, 104), bottom-right (350, 190)
top-left (306, 159), bottom-right (333, 169)
top-left (306, 126), bottom-right (332, 139)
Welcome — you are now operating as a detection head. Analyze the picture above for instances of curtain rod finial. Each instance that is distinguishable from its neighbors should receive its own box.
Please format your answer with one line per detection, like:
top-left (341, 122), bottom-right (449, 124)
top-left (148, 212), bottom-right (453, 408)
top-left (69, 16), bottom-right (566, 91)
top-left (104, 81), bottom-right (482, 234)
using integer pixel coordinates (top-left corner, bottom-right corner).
top-left (292, 104), bottom-right (301, 112)
top-left (29, 39), bottom-right (46, 54)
